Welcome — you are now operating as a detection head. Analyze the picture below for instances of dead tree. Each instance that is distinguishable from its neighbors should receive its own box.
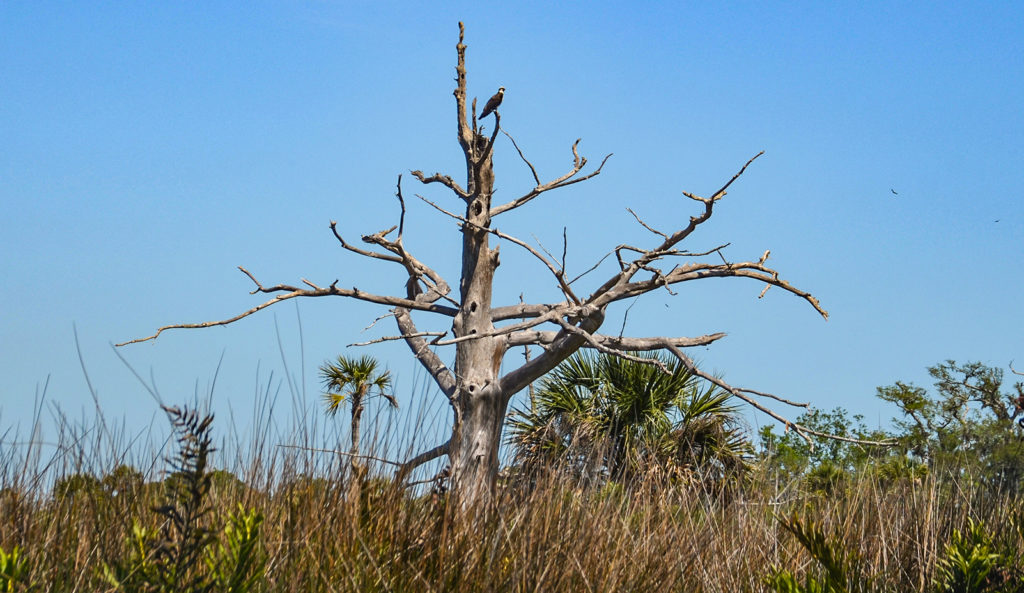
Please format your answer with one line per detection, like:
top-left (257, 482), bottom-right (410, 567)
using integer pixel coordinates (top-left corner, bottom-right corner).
top-left (119, 23), bottom-right (888, 506)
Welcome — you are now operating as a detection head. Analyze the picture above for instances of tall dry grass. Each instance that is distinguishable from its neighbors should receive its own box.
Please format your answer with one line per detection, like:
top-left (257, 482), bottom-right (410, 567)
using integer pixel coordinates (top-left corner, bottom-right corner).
top-left (0, 399), bottom-right (1021, 592)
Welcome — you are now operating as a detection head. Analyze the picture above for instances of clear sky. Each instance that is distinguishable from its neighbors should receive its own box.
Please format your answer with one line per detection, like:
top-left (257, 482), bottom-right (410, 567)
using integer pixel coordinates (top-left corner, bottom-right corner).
top-left (2, 2), bottom-right (1022, 453)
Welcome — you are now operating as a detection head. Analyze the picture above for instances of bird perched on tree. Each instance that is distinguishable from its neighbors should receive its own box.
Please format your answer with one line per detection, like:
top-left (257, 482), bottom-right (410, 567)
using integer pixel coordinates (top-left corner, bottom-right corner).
top-left (480, 87), bottom-right (504, 119)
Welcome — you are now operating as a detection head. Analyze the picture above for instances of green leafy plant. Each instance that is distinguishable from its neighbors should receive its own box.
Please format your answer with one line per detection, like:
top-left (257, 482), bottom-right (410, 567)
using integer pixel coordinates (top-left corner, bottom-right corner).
top-left (508, 350), bottom-right (749, 486)
top-left (0, 545), bottom-right (30, 592)
top-left (765, 514), bottom-right (871, 593)
top-left (102, 522), bottom-right (161, 591)
top-left (933, 519), bottom-right (1006, 593)
top-left (105, 509), bottom-right (265, 593)
top-left (205, 505), bottom-right (265, 593)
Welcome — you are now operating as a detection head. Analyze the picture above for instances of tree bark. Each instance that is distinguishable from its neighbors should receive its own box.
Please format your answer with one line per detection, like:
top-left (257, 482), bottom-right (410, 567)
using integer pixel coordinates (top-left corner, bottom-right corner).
top-left (449, 115), bottom-right (505, 503)
top-left (348, 395), bottom-right (365, 509)
top-left (350, 398), bottom-right (364, 478)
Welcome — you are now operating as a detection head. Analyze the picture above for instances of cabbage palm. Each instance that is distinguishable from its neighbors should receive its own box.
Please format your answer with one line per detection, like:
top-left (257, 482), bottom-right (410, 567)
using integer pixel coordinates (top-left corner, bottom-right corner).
top-left (508, 351), bottom-right (749, 485)
top-left (320, 354), bottom-right (397, 480)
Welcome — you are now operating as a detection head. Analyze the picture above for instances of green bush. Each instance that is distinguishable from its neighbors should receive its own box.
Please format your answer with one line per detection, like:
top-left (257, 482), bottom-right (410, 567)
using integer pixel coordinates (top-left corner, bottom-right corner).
top-left (933, 519), bottom-right (1014, 593)
top-left (0, 545), bottom-right (30, 592)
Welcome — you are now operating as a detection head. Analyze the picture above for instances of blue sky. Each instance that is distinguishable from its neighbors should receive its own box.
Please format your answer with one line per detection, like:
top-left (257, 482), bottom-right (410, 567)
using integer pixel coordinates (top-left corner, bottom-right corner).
top-left (2, 2), bottom-right (1022, 452)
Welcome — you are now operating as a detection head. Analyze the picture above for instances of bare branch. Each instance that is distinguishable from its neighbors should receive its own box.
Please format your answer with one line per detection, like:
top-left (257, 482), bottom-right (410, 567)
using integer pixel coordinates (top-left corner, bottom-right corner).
top-left (348, 331), bottom-right (446, 347)
top-left (561, 227), bottom-right (568, 273)
top-left (732, 386), bottom-right (810, 409)
top-left (589, 152), bottom-right (767, 306)
top-left (432, 309), bottom-right (565, 347)
top-left (395, 439), bottom-right (451, 484)
top-left (418, 193), bottom-right (468, 223)
top-left (568, 249), bottom-right (615, 285)
top-left (490, 140), bottom-right (613, 217)
top-left (491, 228), bottom-right (581, 305)
top-left (491, 302), bottom-right (561, 323)
top-left (117, 291), bottom-right (303, 346)
top-left (614, 262), bottom-right (828, 319)
top-left (530, 233), bottom-right (559, 268)
top-left (552, 317), bottom-right (671, 374)
top-left (664, 345), bottom-right (894, 448)
top-left (379, 187), bottom-right (461, 403)
top-left (395, 174), bottom-right (407, 239)
top-left (650, 243), bottom-right (733, 259)
top-left (277, 444), bottom-right (404, 467)
top-left (455, 22), bottom-right (473, 151)
top-left (410, 170), bottom-right (469, 200)
top-left (393, 308), bottom-right (457, 398)
top-left (330, 220), bottom-right (402, 263)
top-left (626, 208), bottom-right (669, 239)
top-left (507, 330), bottom-right (727, 350)
top-left (332, 191), bottom-right (456, 307)
top-left (618, 295), bottom-right (639, 338)
top-left (117, 267), bottom-right (458, 346)
top-left (710, 150), bottom-right (764, 200)
top-left (478, 111), bottom-right (502, 167)
top-left (502, 130), bottom-right (541, 185)
top-left (584, 211), bottom-right (828, 322)
top-left (360, 225), bottom-right (399, 252)
top-left (635, 262), bottom-right (678, 296)
top-left (361, 311), bottom-right (396, 332)
top-left (318, 178), bottom-right (462, 403)
top-left (595, 235), bottom-right (729, 292)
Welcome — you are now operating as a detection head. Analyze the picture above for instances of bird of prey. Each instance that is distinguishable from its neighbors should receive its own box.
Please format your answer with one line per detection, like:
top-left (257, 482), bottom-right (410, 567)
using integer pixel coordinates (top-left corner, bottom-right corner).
top-left (480, 87), bottom-right (505, 119)
top-left (890, 188), bottom-right (898, 195)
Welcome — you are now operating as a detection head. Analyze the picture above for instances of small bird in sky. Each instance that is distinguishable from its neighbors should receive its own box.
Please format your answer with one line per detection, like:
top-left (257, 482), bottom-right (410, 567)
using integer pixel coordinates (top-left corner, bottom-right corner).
top-left (480, 87), bottom-right (504, 119)
top-left (890, 188), bottom-right (898, 195)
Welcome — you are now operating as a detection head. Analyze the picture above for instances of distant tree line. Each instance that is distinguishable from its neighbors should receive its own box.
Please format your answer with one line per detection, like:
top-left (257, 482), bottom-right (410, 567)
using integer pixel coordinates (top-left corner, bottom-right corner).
top-left (759, 360), bottom-right (1024, 494)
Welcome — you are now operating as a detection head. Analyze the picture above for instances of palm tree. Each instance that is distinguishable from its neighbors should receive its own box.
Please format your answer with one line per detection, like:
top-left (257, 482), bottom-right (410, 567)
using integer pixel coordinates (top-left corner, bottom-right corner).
top-left (507, 350), bottom-right (749, 486)
top-left (320, 354), bottom-right (397, 482)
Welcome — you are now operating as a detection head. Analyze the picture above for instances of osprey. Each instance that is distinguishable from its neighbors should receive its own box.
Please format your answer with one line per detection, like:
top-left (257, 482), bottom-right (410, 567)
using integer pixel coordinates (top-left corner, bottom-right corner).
top-left (480, 87), bottom-right (504, 119)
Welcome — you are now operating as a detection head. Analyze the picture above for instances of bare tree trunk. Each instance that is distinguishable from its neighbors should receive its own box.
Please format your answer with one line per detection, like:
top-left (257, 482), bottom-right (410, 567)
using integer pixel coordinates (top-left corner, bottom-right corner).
top-left (350, 400), bottom-right (364, 479)
top-left (450, 383), bottom-right (506, 503)
top-left (348, 395), bottom-right (366, 510)
top-left (449, 117), bottom-right (505, 503)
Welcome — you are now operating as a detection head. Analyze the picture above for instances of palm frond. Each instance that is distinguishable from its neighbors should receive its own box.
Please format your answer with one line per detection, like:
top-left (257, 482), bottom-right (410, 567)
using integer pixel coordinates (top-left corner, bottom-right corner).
top-left (508, 350), bottom-right (751, 485)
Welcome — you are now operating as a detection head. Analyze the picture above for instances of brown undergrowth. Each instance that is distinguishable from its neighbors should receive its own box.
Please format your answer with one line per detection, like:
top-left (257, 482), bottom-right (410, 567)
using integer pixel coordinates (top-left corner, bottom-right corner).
top-left (0, 405), bottom-right (1021, 592)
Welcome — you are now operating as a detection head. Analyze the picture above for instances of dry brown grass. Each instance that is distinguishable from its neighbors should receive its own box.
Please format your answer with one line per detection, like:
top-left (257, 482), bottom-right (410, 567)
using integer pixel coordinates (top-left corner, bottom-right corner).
top-left (0, 407), bottom-right (1021, 592)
